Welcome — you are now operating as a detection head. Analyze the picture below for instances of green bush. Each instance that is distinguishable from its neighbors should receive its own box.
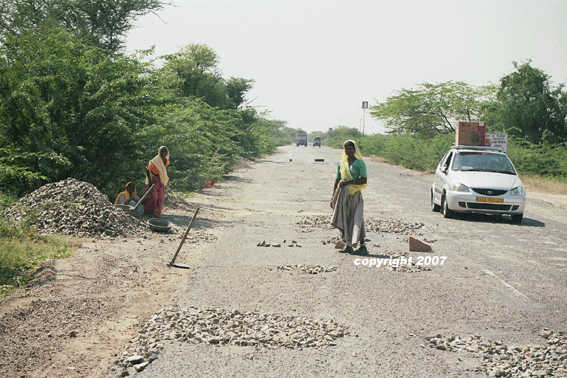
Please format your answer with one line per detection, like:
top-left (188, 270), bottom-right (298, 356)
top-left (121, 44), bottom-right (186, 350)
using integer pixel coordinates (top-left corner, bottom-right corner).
top-left (323, 131), bottom-right (453, 172)
top-left (321, 129), bottom-right (567, 181)
top-left (508, 139), bottom-right (567, 178)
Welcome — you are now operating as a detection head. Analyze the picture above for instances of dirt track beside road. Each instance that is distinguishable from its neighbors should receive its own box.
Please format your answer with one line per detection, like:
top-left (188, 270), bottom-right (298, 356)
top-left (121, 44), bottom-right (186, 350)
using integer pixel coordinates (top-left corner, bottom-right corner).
top-left (1, 145), bottom-right (567, 378)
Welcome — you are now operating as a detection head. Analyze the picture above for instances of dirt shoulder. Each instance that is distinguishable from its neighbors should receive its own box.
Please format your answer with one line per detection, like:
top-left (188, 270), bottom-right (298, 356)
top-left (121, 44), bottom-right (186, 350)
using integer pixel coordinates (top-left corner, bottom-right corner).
top-left (0, 200), bottom-right (215, 378)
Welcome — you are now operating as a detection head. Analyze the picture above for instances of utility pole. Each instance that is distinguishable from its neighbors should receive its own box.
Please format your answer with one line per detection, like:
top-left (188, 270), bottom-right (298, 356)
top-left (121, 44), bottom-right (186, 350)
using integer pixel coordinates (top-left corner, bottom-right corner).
top-left (361, 101), bottom-right (368, 135)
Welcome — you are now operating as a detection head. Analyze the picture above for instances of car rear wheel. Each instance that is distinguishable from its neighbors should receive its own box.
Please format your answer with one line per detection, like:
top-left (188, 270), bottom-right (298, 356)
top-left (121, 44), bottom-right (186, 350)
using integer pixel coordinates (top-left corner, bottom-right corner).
top-left (431, 190), bottom-right (440, 212)
top-left (511, 213), bottom-right (523, 224)
top-left (441, 194), bottom-right (453, 218)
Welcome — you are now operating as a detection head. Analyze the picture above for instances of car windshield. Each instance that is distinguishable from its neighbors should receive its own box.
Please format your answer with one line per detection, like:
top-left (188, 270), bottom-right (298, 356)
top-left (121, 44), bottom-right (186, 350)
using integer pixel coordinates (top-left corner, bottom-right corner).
top-left (452, 152), bottom-right (516, 175)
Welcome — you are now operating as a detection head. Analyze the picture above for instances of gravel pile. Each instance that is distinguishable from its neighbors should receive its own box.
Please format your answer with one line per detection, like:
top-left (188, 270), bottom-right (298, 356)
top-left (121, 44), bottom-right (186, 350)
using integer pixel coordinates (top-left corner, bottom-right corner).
top-left (296, 215), bottom-right (334, 231)
top-left (270, 265), bottom-right (338, 274)
top-left (365, 218), bottom-right (424, 235)
top-left (296, 215), bottom-right (424, 235)
top-left (113, 306), bottom-right (348, 376)
top-left (427, 329), bottom-right (567, 377)
top-left (4, 178), bottom-right (147, 237)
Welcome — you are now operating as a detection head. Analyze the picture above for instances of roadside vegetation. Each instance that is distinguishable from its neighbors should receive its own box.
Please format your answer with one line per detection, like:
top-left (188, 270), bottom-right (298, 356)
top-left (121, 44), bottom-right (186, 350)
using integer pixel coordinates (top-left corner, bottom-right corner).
top-left (0, 0), bottom-right (294, 203)
top-left (0, 192), bottom-right (74, 298)
top-left (0, 0), bottom-right (294, 297)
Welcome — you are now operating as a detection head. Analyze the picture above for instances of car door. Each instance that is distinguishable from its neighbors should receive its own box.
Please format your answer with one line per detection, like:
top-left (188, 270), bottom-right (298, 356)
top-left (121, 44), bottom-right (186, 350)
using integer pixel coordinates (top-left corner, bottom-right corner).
top-left (434, 151), bottom-right (448, 202)
top-left (435, 151), bottom-right (454, 201)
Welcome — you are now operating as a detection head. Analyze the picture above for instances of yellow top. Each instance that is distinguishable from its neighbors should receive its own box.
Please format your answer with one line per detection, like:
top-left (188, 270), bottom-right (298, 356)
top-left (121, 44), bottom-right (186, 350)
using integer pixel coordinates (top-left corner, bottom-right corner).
top-left (114, 182), bottom-right (137, 204)
top-left (339, 140), bottom-right (367, 195)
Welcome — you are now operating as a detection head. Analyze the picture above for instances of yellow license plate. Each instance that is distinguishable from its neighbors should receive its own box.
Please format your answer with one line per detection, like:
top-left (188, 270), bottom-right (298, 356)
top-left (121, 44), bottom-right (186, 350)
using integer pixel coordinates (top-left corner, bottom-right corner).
top-left (476, 196), bottom-right (504, 203)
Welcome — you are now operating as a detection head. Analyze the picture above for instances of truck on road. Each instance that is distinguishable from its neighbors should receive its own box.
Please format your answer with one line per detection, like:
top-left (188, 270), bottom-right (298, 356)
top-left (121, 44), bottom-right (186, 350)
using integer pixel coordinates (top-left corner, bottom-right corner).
top-left (296, 130), bottom-right (308, 146)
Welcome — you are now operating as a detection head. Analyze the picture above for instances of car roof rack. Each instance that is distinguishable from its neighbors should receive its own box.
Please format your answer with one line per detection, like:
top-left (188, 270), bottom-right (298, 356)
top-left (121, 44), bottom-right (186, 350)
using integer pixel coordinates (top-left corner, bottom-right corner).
top-left (452, 145), bottom-right (503, 152)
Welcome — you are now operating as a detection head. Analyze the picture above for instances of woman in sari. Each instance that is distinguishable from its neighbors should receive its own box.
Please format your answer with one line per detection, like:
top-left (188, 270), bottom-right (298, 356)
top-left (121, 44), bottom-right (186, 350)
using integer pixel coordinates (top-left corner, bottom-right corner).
top-left (144, 146), bottom-right (170, 218)
top-left (331, 140), bottom-right (369, 255)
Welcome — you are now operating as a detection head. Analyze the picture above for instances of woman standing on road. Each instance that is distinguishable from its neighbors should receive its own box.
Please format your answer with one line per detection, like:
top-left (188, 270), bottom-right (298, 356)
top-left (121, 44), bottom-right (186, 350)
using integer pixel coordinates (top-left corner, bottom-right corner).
top-left (331, 140), bottom-right (368, 255)
top-left (144, 146), bottom-right (170, 218)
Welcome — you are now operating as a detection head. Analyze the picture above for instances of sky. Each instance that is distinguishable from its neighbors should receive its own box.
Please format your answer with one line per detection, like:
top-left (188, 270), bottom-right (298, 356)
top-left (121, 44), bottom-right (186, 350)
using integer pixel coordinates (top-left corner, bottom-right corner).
top-left (125, 0), bottom-right (567, 135)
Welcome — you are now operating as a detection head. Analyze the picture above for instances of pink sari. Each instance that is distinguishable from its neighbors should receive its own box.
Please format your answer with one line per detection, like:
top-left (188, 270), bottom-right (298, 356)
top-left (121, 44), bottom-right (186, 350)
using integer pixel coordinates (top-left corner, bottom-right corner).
top-left (143, 174), bottom-right (165, 217)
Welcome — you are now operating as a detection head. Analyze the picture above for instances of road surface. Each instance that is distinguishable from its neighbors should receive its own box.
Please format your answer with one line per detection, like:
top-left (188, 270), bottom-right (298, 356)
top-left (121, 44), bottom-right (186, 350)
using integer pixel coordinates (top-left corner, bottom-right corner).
top-left (130, 144), bottom-right (567, 377)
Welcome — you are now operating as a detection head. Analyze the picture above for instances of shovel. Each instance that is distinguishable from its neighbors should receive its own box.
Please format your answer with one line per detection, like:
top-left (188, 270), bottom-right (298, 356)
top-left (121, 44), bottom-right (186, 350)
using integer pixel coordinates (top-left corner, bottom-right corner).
top-left (131, 184), bottom-right (154, 214)
top-left (168, 207), bottom-right (200, 269)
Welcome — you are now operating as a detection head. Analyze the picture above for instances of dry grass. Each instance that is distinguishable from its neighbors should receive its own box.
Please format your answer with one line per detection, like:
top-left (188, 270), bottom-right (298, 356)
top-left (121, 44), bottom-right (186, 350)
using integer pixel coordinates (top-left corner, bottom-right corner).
top-left (521, 175), bottom-right (567, 195)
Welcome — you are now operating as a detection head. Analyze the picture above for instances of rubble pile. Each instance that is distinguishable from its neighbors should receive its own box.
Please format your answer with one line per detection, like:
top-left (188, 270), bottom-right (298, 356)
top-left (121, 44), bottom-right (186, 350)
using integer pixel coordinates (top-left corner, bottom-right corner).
top-left (365, 218), bottom-right (424, 235)
top-left (296, 215), bottom-right (424, 236)
top-left (271, 265), bottom-right (338, 274)
top-left (4, 178), bottom-right (147, 237)
top-left (296, 215), bottom-right (334, 232)
top-left (113, 306), bottom-right (347, 375)
top-left (427, 329), bottom-right (567, 377)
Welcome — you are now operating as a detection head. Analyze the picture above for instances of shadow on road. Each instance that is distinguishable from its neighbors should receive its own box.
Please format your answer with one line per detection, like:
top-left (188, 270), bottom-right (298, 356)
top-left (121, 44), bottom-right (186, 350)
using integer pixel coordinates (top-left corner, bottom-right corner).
top-left (221, 175), bottom-right (253, 183)
top-left (161, 213), bottom-right (231, 230)
top-left (452, 213), bottom-right (545, 227)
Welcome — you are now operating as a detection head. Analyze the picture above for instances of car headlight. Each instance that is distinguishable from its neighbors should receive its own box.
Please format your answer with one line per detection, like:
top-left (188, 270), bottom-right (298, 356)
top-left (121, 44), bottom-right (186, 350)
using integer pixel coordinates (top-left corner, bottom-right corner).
top-left (452, 183), bottom-right (470, 193)
top-left (510, 186), bottom-right (525, 196)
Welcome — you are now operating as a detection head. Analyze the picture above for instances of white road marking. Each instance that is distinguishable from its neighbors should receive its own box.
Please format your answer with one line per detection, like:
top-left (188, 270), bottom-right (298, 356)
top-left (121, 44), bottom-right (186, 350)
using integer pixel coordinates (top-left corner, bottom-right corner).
top-left (482, 270), bottom-right (530, 300)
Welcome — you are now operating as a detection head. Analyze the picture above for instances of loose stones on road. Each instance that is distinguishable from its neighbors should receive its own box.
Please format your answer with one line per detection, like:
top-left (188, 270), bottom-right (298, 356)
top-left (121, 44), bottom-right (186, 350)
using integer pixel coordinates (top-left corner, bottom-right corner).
top-left (427, 329), bottom-right (567, 377)
top-left (112, 306), bottom-right (348, 376)
top-left (296, 215), bottom-right (425, 236)
top-left (269, 265), bottom-right (338, 274)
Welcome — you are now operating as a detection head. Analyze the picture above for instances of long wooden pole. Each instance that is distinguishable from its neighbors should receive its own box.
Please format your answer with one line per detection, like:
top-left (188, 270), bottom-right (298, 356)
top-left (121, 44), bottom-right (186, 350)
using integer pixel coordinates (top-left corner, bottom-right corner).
top-left (169, 207), bottom-right (200, 266)
top-left (131, 184), bottom-right (154, 213)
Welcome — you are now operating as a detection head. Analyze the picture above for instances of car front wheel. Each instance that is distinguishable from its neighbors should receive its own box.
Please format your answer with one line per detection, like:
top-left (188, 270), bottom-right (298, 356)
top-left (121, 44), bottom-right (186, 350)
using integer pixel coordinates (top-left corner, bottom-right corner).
top-left (431, 190), bottom-right (440, 212)
top-left (441, 194), bottom-right (453, 218)
top-left (511, 213), bottom-right (523, 224)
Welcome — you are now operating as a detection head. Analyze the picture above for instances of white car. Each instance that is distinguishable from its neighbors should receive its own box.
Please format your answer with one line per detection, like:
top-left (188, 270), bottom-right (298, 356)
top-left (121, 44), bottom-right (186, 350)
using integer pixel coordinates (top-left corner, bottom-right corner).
top-left (431, 145), bottom-right (526, 223)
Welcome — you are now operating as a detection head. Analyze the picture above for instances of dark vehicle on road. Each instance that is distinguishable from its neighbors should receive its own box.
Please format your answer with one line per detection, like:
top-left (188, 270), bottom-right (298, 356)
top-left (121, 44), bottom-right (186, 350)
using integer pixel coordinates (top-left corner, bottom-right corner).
top-left (313, 136), bottom-right (321, 147)
top-left (296, 130), bottom-right (308, 146)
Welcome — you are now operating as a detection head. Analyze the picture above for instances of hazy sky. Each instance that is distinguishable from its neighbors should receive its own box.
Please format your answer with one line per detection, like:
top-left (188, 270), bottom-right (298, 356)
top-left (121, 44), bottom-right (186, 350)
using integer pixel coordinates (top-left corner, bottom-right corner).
top-left (125, 0), bottom-right (567, 134)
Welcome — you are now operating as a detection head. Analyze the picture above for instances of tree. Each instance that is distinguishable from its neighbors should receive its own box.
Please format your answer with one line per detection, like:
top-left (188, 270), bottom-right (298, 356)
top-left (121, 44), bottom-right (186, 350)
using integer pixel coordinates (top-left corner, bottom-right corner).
top-left (162, 44), bottom-right (224, 105)
top-left (370, 81), bottom-right (493, 138)
top-left (226, 77), bottom-right (254, 109)
top-left (0, 26), bottom-right (155, 191)
top-left (162, 44), bottom-right (254, 110)
top-left (0, 0), bottom-right (167, 52)
top-left (489, 61), bottom-right (567, 144)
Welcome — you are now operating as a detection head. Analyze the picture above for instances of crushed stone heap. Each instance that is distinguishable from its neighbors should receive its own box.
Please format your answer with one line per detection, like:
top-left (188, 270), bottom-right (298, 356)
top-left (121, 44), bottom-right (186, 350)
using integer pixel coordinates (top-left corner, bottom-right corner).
top-left (4, 178), bottom-right (147, 237)
top-left (112, 306), bottom-right (348, 375)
